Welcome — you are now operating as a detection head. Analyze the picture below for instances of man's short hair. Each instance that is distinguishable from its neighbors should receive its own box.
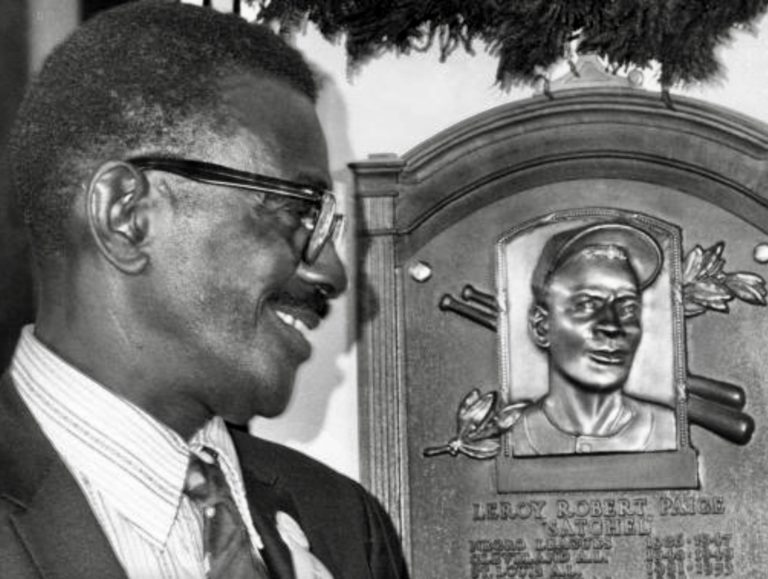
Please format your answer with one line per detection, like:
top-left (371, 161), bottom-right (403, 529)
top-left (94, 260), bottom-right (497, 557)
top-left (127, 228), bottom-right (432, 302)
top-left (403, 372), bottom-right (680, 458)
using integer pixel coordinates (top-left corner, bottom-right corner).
top-left (9, 0), bottom-right (317, 257)
top-left (530, 222), bottom-right (663, 306)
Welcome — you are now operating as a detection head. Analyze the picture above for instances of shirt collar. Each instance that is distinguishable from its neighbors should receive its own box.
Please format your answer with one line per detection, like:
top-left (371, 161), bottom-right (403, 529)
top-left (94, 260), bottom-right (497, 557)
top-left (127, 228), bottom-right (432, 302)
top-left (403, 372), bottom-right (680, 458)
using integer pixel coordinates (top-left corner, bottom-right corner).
top-left (11, 325), bottom-right (246, 548)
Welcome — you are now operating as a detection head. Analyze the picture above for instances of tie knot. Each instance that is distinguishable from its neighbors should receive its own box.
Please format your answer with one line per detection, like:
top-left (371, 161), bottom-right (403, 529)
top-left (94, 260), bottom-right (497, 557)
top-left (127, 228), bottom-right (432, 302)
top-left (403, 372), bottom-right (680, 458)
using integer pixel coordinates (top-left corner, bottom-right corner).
top-left (182, 448), bottom-right (271, 577)
top-left (184, 448), bottom-right (226, 503)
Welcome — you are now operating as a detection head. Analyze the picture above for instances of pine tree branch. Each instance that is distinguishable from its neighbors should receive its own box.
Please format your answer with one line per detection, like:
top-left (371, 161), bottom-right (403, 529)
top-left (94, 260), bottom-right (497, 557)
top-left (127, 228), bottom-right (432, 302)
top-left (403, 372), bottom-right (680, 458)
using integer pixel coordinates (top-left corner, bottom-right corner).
top-left (251, 0), bottom-right (768, 88)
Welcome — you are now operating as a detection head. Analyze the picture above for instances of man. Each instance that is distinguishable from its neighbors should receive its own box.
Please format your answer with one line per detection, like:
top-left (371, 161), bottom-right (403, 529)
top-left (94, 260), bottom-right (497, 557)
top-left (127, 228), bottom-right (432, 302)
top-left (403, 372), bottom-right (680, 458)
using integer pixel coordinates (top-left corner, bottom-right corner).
top-left (510, 222), bottom-right (677, 456)
top-left (0, 2), bottom-right (407, 578)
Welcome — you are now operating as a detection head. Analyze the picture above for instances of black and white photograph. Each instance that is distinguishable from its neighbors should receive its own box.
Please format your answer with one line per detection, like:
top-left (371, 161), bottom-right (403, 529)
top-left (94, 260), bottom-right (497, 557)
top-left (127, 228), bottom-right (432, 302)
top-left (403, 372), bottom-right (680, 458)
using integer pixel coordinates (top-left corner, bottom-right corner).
top-left (3, 1), bottom-right (768, 578)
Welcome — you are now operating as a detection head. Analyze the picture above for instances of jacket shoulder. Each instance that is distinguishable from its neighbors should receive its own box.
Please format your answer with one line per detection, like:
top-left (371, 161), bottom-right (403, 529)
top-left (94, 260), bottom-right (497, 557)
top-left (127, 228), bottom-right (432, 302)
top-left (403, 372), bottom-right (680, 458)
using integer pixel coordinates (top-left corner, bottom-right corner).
top-left (232, 429), bottom-right (361, 494)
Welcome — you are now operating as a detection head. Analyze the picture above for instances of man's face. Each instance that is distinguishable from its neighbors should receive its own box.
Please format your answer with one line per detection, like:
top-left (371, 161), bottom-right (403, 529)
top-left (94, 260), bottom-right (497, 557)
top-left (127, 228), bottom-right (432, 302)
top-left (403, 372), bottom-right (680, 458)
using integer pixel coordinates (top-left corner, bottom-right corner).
top-left (141, 74), bottom-right (347, 424)
top-left (538, 252), bottom-right (643, 393)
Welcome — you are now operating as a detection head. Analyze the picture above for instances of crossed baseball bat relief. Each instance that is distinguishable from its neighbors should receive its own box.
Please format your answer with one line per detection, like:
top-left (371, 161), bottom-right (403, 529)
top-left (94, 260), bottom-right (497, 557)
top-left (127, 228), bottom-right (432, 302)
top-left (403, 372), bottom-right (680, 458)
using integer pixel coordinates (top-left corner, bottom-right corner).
top-left (439, 284), bottom-right (755, 447)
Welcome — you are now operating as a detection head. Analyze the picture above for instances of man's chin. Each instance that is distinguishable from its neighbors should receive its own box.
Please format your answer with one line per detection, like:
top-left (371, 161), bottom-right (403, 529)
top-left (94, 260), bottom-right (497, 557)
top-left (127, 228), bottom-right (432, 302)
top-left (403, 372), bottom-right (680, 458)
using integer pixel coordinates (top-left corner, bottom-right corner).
top-left (254, 400), bottom-right (292, 419)
top-left (219, 388), bottom-right (294, 425)
top-left (580, 364), bottom-right (633, 390)
top-left (254, 386), bottom-right (296, 419)
top-left (225, 408), bottom-right (287, 430)
top-left (568, 370), bottom-right (628, 393)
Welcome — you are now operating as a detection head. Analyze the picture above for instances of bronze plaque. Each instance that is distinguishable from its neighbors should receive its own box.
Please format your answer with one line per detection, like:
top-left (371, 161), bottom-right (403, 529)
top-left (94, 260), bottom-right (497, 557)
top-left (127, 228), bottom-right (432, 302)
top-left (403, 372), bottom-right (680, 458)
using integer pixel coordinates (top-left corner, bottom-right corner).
top-left (353, 87), bottom-right (768, 578)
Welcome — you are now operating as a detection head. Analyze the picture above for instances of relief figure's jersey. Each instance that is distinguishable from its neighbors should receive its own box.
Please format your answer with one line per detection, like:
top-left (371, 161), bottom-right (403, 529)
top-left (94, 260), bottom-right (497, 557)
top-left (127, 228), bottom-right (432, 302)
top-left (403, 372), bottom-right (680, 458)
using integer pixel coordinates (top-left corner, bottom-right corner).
top-left (510, 394), bottom-right (677, 456)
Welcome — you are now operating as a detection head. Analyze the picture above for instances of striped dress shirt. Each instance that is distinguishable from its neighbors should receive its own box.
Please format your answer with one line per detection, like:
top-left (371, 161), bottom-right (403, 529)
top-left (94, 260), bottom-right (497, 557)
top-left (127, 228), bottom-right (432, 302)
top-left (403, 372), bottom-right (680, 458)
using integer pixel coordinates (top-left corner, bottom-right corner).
top-left (11, 325), bottom-right (266, 579)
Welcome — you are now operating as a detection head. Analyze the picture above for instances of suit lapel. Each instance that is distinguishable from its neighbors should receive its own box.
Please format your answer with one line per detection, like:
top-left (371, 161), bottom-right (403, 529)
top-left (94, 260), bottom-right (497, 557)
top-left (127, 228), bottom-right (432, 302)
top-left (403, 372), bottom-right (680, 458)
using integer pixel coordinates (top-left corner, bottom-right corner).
top-left (238, 460), bottom-right (298, 579)
top-left (10, 461), bottom-right (127, 579)
top-left (0, 372), bottom-right (126, 579)
top-left (232, 431), bottom-right (344, 579)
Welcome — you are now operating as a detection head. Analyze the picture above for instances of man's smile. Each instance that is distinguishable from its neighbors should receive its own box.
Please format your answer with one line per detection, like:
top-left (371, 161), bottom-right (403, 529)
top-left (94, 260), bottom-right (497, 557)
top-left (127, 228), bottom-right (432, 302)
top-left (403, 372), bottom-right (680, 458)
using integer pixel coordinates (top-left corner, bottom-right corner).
top-left (588, 348), bottom-right (629, 365)
top-left (266, 290), bottom-right (328, 357)
top-left (274, 307), bottom-right (319, 333)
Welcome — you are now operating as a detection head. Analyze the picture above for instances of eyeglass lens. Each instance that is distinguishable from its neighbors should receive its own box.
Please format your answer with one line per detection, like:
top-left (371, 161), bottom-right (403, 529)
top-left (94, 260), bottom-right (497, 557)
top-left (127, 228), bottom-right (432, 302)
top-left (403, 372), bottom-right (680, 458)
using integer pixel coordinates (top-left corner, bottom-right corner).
top-left (304, 193), bottom-right (345, 264)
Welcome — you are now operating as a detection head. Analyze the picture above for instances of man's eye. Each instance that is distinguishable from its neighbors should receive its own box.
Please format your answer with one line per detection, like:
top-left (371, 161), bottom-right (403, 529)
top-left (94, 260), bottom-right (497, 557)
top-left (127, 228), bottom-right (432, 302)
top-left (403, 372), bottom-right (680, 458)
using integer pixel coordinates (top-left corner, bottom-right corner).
top-left (259, 197), bottom-right (317, 229)
top-left (617, 300), bottom-right (640, 319)
top-left (572, 297), bottom-right (599, 314)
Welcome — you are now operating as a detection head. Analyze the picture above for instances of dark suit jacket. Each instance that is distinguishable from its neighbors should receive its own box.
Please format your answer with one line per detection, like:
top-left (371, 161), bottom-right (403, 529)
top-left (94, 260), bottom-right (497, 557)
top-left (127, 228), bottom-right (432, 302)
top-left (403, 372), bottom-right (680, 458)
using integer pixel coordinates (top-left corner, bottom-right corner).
top-left (0, 372), bottom-right (408, 578)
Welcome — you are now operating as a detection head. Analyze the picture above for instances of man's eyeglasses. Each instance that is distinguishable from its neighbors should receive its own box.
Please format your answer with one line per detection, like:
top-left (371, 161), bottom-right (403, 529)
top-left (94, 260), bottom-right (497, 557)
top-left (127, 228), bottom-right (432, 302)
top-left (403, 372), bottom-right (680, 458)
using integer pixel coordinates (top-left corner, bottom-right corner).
top-left (128, 157), bottom-right (343, 264)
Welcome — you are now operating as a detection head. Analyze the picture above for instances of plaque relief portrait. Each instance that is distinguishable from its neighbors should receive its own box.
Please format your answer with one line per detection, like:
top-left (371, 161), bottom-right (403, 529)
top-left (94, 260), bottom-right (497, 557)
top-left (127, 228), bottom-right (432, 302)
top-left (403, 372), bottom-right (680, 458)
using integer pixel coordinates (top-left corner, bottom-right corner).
top-left (504, 219), bottom-right (678, 456)
top-left (494, 209), bottom-right (697, 491)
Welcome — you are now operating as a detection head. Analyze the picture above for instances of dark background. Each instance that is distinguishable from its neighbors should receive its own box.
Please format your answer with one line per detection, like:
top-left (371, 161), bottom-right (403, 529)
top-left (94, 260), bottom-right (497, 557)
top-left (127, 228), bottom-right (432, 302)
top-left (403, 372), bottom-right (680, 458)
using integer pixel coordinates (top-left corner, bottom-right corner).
top-left (0, 0), bottom-right (32, 371)
top-left (0, 0), bottom-right (147, 371)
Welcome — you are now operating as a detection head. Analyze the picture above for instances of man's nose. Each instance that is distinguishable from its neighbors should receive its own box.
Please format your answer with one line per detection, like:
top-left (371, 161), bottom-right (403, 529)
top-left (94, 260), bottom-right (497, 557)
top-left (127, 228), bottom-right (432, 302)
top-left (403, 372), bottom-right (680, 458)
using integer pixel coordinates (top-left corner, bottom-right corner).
top-left (595, 302), bottom-right (624, 337)
top-left (296, 241), bottom-right (348, 299)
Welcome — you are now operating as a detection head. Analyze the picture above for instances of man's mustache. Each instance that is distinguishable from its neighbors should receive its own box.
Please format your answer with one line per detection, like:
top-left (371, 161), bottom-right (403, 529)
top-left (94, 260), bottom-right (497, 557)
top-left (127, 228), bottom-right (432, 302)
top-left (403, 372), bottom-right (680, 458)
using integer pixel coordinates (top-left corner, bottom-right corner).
top-left (271, 289), bottom-right (330, 319)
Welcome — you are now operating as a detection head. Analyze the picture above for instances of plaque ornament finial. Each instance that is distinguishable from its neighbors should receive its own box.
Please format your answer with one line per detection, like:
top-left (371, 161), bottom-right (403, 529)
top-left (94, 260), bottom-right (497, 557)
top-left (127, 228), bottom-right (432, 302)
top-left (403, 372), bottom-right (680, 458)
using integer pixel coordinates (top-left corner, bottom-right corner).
top-left (423, 389), bottom-right (526, 460)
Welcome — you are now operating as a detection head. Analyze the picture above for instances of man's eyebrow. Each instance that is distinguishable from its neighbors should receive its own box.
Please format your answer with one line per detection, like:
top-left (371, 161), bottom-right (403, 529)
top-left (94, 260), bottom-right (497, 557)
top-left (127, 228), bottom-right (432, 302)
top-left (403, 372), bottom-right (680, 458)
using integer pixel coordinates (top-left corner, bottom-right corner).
top-left (615, 289), bottom-right (641, 298)
top-left (568, 287), bottom-right (610, 296)
top-left (565, 290), bottom-right (608, 302)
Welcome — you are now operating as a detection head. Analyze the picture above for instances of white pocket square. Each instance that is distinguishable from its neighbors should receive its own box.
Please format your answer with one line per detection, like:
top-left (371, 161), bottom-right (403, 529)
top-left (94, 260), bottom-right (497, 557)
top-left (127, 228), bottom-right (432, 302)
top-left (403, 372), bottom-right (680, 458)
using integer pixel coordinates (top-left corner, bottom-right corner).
top-left (276, 511), bottom-right (334, 579)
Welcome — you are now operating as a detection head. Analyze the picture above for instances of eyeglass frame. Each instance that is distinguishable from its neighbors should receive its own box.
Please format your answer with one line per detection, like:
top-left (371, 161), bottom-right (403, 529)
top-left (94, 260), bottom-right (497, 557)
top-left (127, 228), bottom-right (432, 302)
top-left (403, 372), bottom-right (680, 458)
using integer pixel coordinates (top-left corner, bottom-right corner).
top-left (127, 156), bottom-right (342, 264)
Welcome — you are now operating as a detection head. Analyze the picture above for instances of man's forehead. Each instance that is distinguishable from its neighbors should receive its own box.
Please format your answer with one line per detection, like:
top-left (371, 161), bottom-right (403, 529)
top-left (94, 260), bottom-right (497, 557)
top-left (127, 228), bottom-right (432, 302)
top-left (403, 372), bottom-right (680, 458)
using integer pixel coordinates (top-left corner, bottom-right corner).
top-left (218, 73), bottom-right (318, 128)
top-left (201, 73), bottom-right (330, 184)
top-left (549, 252), bottom-right (641, 292)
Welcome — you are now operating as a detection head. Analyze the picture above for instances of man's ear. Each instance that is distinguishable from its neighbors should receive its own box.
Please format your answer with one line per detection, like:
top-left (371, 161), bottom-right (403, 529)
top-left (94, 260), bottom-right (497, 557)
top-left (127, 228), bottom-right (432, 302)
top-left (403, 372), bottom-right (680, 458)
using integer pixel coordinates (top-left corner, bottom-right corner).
top-left (528, 304), bottom-right (550, 349)
top-left (86, 161), bottom-right (150, 274)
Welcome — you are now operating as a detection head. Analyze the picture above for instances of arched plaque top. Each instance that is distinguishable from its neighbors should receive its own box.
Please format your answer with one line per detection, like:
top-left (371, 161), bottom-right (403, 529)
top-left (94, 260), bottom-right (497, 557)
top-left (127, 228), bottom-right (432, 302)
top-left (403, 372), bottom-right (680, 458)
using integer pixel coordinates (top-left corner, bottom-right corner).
top-left (352, 87), bottom-right (768, 262)
top-left (402, 87), bottom-right (768, 175)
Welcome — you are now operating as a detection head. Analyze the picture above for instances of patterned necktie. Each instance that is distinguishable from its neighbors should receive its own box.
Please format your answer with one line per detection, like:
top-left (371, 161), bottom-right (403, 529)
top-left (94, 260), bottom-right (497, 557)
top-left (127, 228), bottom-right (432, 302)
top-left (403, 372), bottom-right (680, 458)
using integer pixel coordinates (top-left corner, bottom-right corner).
top-left (184, 448), bottom-right (271, 579)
